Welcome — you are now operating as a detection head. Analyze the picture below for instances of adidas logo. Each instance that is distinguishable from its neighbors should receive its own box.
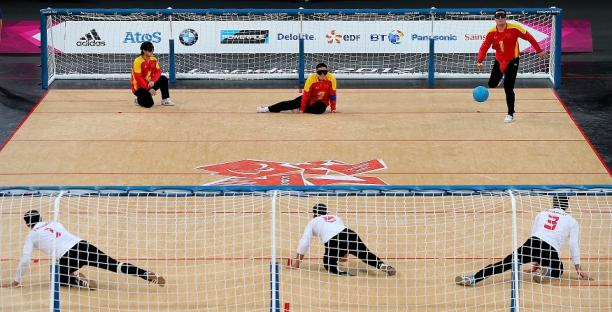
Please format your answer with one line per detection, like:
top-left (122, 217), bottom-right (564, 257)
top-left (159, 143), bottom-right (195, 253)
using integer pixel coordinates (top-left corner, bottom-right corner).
top-left (76, 29), bottom-right (106, 47)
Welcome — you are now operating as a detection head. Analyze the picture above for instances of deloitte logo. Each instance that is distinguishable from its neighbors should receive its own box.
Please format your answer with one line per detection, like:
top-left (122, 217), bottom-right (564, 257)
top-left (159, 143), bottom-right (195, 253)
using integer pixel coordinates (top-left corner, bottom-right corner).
top-left (388, 30), bottom-right (404, 44)
top-left (179, 29), bottom-right (198, 46)
top-left (76, 29), bottom-right (106, 47)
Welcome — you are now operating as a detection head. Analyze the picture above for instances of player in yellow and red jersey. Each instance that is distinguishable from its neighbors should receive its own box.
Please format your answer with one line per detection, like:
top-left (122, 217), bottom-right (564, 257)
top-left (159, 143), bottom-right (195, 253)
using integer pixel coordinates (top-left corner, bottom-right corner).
top-left (131, 41), bottom-right (175, 108)
top-left (477, 9), bottom-right (546, 123)
top-left (257, 63), bottom-right (336, 114)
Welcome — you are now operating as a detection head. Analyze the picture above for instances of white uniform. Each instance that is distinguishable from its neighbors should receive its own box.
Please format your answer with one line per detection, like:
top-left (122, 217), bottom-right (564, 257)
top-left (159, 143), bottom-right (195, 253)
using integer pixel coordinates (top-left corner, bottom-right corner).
top-left (15, 221), bottom-right (81, 283)
top-left (531, 208), bottom-right (580, 264)
top-left (297, 215), bottom-right (346, 255)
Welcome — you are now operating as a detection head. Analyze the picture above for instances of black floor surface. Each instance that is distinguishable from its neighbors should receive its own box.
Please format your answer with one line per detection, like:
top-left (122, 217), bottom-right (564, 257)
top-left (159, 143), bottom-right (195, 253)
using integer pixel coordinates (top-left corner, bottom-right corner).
top-left (0, 0), bottom-right (610, 174)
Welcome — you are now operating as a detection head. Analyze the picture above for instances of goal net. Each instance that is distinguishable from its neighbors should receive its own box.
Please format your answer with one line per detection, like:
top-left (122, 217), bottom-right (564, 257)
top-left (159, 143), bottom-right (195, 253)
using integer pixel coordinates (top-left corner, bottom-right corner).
top-left (40, 8), bottom-right (561, 87)
top-left (1, 186), bottom-right (608, 311)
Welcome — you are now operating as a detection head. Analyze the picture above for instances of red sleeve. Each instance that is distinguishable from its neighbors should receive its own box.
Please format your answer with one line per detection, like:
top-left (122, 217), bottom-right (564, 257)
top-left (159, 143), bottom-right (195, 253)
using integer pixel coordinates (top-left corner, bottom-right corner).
top-left (133, 62), bottom-right (148, 89)
top-left (300, 90), bottom-right (310, 112)
top-left (329, 89), bottom-right (336, 112)
top-left (152, 61), bottom-right (162, 82)
top-left (477, 32), bottom-right (494, 63)
top-left (518, 30), bottom-right (542, 53)
top-left (328, 75), bottom-right (337, 111)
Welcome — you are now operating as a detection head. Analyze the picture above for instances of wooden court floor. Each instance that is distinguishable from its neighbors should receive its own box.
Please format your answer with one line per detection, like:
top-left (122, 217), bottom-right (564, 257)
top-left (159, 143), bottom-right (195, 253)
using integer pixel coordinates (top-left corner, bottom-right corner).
top-left (0, 88), bottom-right (610, 311)
top-left (0, 88), bottom-right (609, 185)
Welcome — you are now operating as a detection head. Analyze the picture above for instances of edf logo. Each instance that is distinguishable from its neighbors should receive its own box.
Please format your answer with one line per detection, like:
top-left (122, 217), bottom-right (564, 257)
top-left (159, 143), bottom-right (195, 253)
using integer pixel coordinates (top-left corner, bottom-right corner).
top-left (326, 30), bottom-right (360, 44)
top-left (123, 32), bottom-right (162, 44)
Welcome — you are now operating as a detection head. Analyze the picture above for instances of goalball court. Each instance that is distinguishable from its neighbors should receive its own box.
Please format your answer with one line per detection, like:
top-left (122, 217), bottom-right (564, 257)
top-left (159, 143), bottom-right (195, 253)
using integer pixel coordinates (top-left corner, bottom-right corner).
top-left (0, 87), bottom-right (610, 311)
top-left (0, 6), bottom-right (611, 312)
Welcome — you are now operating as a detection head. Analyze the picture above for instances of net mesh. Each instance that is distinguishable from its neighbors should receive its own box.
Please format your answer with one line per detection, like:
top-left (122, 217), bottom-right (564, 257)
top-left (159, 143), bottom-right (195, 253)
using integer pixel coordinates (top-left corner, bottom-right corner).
top-left (43, 10), bottom-right (558, 83)
top-left (1, 188), bottom-right (609, 311)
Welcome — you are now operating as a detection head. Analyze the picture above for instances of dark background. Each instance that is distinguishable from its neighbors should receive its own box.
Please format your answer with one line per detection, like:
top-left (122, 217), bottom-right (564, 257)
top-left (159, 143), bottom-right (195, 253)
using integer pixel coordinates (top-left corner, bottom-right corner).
top-left (1, 0), bottom-right (610, 172)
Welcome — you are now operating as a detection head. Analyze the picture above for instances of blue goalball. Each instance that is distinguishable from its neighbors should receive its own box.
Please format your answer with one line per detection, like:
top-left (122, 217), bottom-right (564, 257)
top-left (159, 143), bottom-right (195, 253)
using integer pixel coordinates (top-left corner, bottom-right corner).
top-left (472, 86), bottom-right (489, 102)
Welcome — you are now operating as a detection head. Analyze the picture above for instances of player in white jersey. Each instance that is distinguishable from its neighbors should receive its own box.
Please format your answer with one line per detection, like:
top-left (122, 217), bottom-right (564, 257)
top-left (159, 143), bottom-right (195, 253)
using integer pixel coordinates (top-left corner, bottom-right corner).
top-left (3, 210), bottom-right (165, 289)
top-left (456, 196), bottom-right (591, 286)
top-left (290, 203), bottom-right (396, 276)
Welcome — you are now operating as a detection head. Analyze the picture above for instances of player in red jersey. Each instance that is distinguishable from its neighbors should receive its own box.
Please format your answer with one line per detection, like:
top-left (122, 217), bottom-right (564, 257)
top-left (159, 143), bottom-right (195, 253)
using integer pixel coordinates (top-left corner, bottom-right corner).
top-left (257, 63), bottom-right (336, 114)
top-left (477, 9), bottom-right (546, 123)
top-left (131, 41), bottom-right (175, 108)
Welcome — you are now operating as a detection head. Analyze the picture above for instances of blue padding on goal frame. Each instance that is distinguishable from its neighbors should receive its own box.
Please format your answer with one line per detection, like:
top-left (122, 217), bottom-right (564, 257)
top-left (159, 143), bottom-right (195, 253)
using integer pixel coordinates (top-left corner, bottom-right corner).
top-left (0, 185), bottom-right (610, 197)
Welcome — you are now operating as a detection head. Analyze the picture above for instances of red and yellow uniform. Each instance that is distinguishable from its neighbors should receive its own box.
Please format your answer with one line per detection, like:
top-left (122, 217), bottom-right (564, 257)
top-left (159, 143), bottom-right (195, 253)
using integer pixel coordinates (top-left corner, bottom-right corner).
top-left (131, 55), bottom-right (162, 94)
top-left (300, 73), bottom-right (337, 112)
top-left (477, 23), bottom-right (542, 73)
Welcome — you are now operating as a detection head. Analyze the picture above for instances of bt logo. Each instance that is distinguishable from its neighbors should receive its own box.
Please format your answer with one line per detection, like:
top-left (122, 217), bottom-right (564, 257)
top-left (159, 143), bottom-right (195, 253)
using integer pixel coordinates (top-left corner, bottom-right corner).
top-left (370, 30), bottom-right (405, 44)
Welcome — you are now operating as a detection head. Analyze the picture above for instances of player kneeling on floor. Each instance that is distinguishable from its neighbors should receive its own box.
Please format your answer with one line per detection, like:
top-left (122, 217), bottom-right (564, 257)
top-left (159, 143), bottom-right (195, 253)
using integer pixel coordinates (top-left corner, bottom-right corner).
top-left (455, 196), bottom-right (591, 287)
top-left (290, 203), bottom-right (396, 276)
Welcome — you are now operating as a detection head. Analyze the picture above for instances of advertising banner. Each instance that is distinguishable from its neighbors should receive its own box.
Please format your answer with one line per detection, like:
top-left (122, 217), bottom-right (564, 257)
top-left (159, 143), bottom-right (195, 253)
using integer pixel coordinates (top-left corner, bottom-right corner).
top-left (45, 20), bottom-right (548, 54)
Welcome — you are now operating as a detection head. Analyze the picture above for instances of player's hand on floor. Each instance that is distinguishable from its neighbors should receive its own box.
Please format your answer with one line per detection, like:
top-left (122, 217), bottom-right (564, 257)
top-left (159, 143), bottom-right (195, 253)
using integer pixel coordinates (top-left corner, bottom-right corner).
top-left (1, 281), bottom-right (22, 288)
top-left (288, 258), bottom-right (300, 269)
top-left (578, 271), bottom-right (593, 280)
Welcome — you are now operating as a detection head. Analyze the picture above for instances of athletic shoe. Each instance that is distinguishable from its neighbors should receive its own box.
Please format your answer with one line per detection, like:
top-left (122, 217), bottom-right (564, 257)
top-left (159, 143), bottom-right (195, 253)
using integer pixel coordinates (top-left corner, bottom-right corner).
top-left (533, 266), bottom-right (551, 284)
top-left (75, 273), bottom-right (97, 290)
top-left (161, 98), bottom-right (175, 106)
top-left (504, 115), bottom-right (514, 123)
top-left (256, 106), bottom-right (269, 113)
top-left (380, 264), bottom-right (397, 276)
top-left (455, 274), bottom-right (476, 287)
top-left (146, 272), bottom-right (166, 286)
top-left (133, 96), bottom-right (139, 106)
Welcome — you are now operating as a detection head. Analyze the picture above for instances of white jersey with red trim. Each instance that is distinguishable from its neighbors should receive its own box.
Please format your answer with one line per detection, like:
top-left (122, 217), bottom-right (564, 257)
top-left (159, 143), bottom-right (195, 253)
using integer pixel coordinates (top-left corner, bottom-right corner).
top-left (296, 215), bottom-right (346, 255)
top-left (531, 208), bottom-right (581, 264)
top-left (15, 222), bottom-right (81, 283)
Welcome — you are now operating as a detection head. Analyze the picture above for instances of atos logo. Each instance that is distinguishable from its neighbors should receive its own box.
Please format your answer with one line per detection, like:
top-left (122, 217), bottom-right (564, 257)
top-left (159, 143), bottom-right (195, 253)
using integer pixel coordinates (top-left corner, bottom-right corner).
top-left (370, 30), bottom-right (405, 44)
top-left (326, 30), bottom-right (360, 44)
top-left (123, 31), bottom-right (162, 44)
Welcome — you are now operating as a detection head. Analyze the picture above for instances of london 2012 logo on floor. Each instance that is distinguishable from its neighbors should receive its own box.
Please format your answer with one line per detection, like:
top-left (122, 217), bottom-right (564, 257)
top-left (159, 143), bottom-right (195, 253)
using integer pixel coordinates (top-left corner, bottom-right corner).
top-left (196, 159), bottom-right (387, 186)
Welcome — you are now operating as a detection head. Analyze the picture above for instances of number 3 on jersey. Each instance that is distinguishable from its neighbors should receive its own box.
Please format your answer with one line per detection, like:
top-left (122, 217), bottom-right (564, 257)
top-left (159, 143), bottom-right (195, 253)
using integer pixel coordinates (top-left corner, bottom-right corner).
top-left (544, 214), bottom-right (559, 230)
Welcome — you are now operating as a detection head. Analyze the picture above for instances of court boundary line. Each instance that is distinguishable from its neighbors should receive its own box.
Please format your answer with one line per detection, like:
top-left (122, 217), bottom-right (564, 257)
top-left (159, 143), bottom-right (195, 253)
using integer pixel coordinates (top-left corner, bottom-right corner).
top-left (0, 91), bottom-right (48, 153)
top-left (8, 139), bottom-right (587, 142)
top-left (554, 90), bottom-right (612, 176)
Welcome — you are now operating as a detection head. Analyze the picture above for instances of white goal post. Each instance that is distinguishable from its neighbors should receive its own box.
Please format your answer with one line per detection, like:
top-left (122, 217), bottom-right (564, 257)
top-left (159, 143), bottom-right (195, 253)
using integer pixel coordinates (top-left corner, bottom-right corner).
top-left (39, 8), bottom-right (562, 88)
top-left (0, 185), bottom-right (610, 311)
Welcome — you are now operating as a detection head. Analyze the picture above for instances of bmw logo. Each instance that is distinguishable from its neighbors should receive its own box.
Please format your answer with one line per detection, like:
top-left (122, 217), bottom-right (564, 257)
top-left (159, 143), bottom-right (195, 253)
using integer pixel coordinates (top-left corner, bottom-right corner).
top-left (179, 29), bottom-right (198, 46)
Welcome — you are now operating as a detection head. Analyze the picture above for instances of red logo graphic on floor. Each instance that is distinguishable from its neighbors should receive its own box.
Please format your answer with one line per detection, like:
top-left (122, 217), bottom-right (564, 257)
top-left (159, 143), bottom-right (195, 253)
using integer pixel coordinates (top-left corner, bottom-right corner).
top-left (196, 159), bottom-right (387, 186)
